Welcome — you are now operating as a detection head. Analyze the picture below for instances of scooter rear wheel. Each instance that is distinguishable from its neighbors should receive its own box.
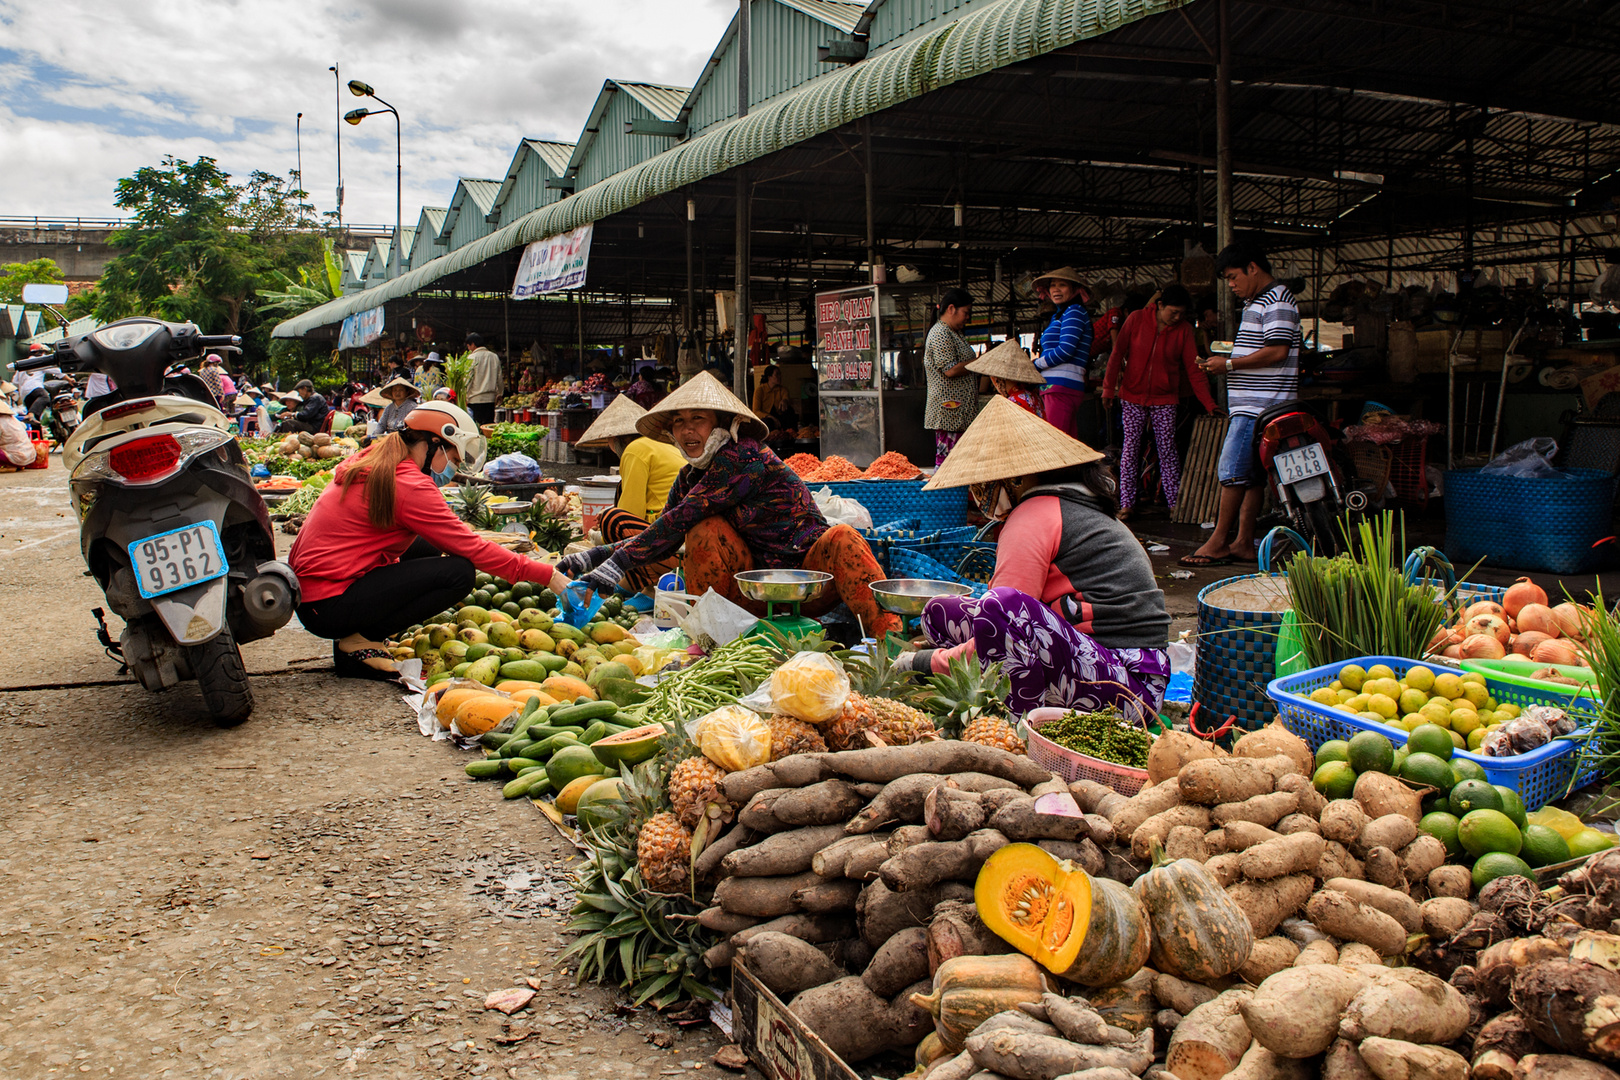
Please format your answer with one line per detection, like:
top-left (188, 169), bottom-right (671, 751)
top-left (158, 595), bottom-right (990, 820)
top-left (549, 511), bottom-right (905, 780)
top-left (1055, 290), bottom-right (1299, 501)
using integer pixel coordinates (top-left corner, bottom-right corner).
top-left (189, 629), bottom-right (254, 727)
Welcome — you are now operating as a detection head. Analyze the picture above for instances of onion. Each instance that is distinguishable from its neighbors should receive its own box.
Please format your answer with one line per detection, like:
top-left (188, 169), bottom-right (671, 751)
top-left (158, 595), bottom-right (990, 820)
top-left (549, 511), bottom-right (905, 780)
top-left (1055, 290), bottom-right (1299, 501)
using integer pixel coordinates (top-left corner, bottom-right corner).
top-left (1553, 602), bottom-right (1591, 640)
top-left (1502, 576), bottom-right (1549, 620)
top-left (1464, 613), bottom-right (1511, 646)
top-left (1463, 600), bottom-right (1506, 623)
top-left (1513, 630), bottom-right (1553, 656)
top-left (1441, 644), bottom-right (1464, 660)
top-left (1515, 603), bottom-right (1560, 638)
top-left (1531, 638), bottom-right (1580, 666)
top-left (1460, 633), bottom-right (1507, 660)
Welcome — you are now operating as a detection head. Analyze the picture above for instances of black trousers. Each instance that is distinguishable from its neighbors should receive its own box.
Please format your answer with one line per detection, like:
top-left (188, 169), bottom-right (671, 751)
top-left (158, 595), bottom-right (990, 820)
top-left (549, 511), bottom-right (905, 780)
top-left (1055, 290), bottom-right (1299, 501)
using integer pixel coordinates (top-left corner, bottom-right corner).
top-left (468, 402), bottom-right (496, 425)
top-left (297, 538), bottom-right (474, 642)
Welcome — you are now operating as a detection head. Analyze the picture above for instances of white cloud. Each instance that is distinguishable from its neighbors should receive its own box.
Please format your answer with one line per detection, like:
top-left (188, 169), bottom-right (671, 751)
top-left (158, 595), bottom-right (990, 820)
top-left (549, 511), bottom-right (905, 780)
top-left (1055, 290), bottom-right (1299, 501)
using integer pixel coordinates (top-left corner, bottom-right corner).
top-left (0, 0), bottom-right (735, 223)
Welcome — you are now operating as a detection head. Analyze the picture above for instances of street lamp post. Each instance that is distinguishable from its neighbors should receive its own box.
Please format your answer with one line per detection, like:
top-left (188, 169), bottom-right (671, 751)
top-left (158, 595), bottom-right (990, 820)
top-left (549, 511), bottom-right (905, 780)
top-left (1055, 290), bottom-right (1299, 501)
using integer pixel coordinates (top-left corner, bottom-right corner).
top-left (344, 80), bottom-right (401, 245)
top-left (295, 111), bottom-right (305, 221)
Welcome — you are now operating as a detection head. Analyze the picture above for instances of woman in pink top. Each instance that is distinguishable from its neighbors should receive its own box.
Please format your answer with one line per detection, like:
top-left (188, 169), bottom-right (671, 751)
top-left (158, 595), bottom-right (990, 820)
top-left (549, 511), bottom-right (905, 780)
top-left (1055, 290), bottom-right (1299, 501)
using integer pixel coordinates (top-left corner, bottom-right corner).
top-left (290, 401), bottom-right (567, 680)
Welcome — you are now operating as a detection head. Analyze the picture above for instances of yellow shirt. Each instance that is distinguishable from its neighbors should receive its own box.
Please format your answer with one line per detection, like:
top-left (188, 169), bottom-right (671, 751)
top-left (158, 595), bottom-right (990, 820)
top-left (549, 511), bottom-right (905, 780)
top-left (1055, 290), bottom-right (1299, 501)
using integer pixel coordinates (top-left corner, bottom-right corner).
top-left (617, 437), bottom-right (686, 521)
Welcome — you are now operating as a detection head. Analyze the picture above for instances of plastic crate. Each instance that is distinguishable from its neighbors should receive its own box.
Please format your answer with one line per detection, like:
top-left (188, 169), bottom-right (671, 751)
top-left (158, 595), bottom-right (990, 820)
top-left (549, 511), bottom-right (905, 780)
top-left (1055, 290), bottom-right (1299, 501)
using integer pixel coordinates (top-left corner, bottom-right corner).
top-left (1267, 654), bottom-right (1603, 809)
top-left (1390, 435), bottom-right (1431, 505)
top-left (815, 479), bottom-right (971, 531)
top-left (886, 547), bottom-right (989, 597)
top-left (1445, 467), bottom-right (1617, 574)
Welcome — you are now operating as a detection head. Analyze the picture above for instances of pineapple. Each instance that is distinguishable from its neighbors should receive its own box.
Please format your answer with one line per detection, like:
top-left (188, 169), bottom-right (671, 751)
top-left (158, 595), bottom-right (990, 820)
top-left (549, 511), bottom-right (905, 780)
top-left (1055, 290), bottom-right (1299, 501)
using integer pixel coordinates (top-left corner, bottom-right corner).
top-left (768, 714), bottom-right (827, 758)
top-left (635, 812), bottom-right (693, 893)
top-left (925, 657), bottom-right (1013, 739)
top-left (668, 755), bottom-right (732, 831)
top-left (447, 482), bottom-right (496, 531)
top-left (827, 644), bottom-right (937, 751)
top-left (963, 714), bottom-right (1026, 755)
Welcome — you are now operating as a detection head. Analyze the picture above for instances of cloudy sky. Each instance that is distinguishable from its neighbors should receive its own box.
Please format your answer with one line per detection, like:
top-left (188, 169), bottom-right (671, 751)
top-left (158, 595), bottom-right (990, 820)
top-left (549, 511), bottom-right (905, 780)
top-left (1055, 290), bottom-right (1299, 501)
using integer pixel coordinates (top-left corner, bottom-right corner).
top-left (0, 0), bottom-right (736, 224)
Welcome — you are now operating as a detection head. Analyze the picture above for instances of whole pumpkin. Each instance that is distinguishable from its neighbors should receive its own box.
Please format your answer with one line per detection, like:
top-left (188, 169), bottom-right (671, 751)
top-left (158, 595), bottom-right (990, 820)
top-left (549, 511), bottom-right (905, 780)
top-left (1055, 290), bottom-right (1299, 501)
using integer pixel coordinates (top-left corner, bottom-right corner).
top-left (1133, 840), bottom-right (1254, 982)
top-left (909, 953), bottom-right (1054, 1052)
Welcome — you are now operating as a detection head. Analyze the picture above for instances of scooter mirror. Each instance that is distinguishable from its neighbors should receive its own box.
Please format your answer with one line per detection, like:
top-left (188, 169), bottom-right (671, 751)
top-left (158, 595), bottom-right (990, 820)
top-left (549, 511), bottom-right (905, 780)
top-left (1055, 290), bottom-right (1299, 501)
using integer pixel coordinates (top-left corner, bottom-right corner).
top-left (21, 283), bottom-right (69, 305)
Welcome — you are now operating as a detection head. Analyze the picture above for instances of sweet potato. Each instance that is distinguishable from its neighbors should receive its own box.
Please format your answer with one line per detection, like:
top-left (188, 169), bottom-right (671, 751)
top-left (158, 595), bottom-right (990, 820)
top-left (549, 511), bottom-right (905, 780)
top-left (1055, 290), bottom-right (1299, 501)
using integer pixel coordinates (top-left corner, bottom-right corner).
top-left (991, 796), bottom-right (1091, 843)
top-left (964, 1028), bottom-right (1154, 1080)
top-left (741, 931), bottom-right (847, 998)
top-left (928, 785), bottom-right (990, 840)
top-left (1275, 813), bottom-right (1321, 836)
top-left (1213, 790), bottom-right (1299, 828)
top-left (891, 978), bottom-right (936, 1047)
top-left (864, 926), bottom-right (931, 997)
top-left (793, 878), bottom-right (862, 913)
top-left (813, 834), bottom-right (888, 879)
top-left (1295, 939), bottom-right (1339, 966)
top-left (1166, 988), bottom-right (1254, 1080)
top-left (1240, 964), bottom-right (1371, 1057)
top-left (1165, 825), bottom-right (1210, 863)
top-left (1325, 879), bottom-right (1422, 933)
top-left (924, 1050), bottom-right (979, 1080)
top-left (1227, 874), bottom-right (1314, 938)
top-left (1232, 719), bottom-right (1315, 778)
top-left (1324, 1038), bottom-right (1377, 1080)
top-left (1356, 1037), bottom-right (1468, 1080)
top-left (1317, 841), bottom-right (1365, 883)
top-left (1111, 782), bottom-right (1184, 838)
top-left (1204, 853), bottom-right (1243, 888)
top-left (1039, 993), bottom-right (1111, 1044)
top-left (1337, 942), bottom-right (1384, 968)
top-left (1132, 805), bottom-right (1214, 860)
top-left (699, 907), bottom-right (761, 934)
top-left (1154, 971), bottom-right (1219, 1015)
top-left (1358, 815), bottom-right (1420, 857)
top-left (773, 779), bottom-right (868, 827)
top-left (1339, 966), bottom-right (1470, 1044)
top-left (789, 976), bottom-right (919, 1063)
top-left (1307, 889), bottom-right (1408, 957)
top-left (1241, 833), bottom-right (1326, 881)
top-left (1353, 772), bottom-right (1422, 824)
top-left (978, 1009), bottom-right (1061, 1039)
top-left (1426, 865), bottom-right (1471, 901)
top-left (1081, 814), bottom-right (1116, 847)
top-left (715, 871), bottom-right (823, 917)
top-left (819, 743), bottom-right (1051, 787)
top-left (724, 824), bottom-right (849, 877)
top-left (1179, 755), bottom-right (1298, 805)
top-left (881, 830), bottom-right (1010, 893)
top-left (1149, 731), bottom-right (1221, 784)
top-left (1240, 936), bottom-right (1302, 984)
top-left (1364, 847), bottom-right (1407, 891)
top-left (1401, 836), bottom-right (1448, 884)
top-left (1276, 772), bottom-right (1327, 819)
top-left (856, 879), bottom-right (974, 948)
top-left (1228, 1040), bottom-right (1314, 1080)
top-left (1321, 799), bottom-right (1371, 843)
top-left (1520, 1056), bottom-right (1620, 1080)
top-left (846, 837), bottom-right (895, 882)
top-left (731, 912), bottom-right (855, 947)
top-left (1071, 778), bottom-right (1130, 822)
top-left (1223, 820), bottom-right (1284, 851)
top-left (846, 773), bottom-right (950, 833)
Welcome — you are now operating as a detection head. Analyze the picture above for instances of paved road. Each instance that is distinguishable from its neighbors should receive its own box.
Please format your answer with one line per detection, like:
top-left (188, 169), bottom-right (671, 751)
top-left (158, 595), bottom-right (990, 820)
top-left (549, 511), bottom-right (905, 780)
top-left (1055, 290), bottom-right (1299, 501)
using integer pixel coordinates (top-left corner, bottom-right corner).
top-left (0, 467), bottom-right (737, 1079)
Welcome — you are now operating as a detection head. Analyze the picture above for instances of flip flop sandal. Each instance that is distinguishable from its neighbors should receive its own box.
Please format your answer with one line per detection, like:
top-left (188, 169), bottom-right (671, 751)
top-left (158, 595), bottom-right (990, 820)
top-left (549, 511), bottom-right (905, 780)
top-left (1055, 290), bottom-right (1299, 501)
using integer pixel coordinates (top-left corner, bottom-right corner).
top-left (333, 644), bottom-right (400, 682)
top-left (1177, 553), bottom-right (1231, 568)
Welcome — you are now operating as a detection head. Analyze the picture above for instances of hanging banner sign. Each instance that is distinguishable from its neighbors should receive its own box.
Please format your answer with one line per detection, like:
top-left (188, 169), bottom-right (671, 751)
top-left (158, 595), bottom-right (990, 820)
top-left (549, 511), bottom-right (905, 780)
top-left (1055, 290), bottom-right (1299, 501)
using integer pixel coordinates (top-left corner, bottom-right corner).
top-left (815, 286), bottom-right (878, 390)
top-left (336, 306), bottom-right (385, 350)
top-left (511, 223), bottom-right (594, 298)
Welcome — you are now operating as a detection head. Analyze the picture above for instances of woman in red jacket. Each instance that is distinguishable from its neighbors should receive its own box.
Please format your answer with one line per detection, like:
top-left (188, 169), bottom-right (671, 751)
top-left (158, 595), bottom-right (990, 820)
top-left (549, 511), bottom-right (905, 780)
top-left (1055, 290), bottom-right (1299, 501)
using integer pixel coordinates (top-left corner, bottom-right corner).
top-left (1100, 284), bottom-right (1216, 519)
top-left (290, 402), bottom-right (567, 679)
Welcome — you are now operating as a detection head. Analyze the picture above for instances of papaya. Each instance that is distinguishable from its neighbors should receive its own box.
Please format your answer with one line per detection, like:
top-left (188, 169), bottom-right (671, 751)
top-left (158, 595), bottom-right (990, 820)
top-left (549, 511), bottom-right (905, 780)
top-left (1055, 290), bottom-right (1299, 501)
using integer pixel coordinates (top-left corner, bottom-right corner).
top-left (592, 723), bottom-right (663, 768)
top-left (434, 686), bottom-right (503, 725)
top-left (453, 695), bottom-right (522, 738)
top-left (546, 744), bottom-right (609, 793)
top-left (586, 661), bottom-right (633, 689)
top-left (499, 660), bottom-right (551, 683)
top-left (495, 680), bottom-right (545, 693)
top-left (555, 774), bottom-right (601, 815)
top-left (541, 675), bottom-right (595, 702)
top-left (506, 688), bottom-right (559, 711)
top-left (574, 777), bottom-right (625, 832)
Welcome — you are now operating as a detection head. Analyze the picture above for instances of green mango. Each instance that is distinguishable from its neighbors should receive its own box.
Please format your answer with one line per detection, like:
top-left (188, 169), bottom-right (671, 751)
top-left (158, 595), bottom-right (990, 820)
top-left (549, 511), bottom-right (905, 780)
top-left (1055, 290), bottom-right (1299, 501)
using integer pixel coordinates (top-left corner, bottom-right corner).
top-left (466, 655), bottom-right (503, 687)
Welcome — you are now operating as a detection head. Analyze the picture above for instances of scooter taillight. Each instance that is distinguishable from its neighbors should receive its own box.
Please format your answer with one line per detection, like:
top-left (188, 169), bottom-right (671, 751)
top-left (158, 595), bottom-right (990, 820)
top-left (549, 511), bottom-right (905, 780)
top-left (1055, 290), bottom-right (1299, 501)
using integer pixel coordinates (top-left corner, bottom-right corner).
top-left (109, 434), bottom-right (183, 482)
top-left (1266, 413), bottom-right (1317, 441)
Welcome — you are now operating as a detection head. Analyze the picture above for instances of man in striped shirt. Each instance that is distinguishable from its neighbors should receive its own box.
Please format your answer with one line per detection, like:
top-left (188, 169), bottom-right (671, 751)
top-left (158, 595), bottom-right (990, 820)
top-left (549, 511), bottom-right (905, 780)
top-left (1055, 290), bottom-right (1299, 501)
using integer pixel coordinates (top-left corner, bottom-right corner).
top-left (1182, 243), bottom-right (1300, 567)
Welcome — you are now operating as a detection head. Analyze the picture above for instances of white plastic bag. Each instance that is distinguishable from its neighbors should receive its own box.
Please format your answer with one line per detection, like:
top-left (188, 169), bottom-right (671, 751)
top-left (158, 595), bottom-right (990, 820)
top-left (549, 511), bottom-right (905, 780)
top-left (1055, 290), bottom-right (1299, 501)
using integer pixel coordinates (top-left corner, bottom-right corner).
top-left (681, 588), bottom-right (760, 649)
top-left (771, 652), bottom-right (851, 724)
top-left (812, 486), bottom-right (874, 530)
top-left (686, 704), bottom-right (772, 772)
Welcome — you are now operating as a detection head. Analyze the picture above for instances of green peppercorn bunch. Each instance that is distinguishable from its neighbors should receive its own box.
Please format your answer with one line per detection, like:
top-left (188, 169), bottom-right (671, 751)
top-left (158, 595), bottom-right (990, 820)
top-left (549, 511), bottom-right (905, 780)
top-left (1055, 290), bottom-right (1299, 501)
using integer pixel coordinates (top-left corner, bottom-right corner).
top-left (1036, 706), bottom-right (1153, 768)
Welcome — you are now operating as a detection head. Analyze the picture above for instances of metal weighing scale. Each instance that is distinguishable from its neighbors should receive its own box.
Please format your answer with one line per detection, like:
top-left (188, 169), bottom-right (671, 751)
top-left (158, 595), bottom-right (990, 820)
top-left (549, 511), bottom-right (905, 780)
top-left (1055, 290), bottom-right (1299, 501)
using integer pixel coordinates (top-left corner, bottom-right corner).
top-left (869, 578), bottom-right (973, 653)
top-left (734, 570), bottom-right (831, 641)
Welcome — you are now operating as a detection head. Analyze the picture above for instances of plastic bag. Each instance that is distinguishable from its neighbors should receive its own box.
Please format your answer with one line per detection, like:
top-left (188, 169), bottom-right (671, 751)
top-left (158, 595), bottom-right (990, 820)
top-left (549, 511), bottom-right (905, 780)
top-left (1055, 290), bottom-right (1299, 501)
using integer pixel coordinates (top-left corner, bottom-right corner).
top-left (681, 588), bottom-right (759, 649)
top-left (812, 487), bottom-right (874, 530)
top-left (771, 652), bottom-right (851, 724)
top-left (687, 704), bottom-right (772, 772)
top-left (1480, 437), bottom-right (1563, 479)
top-left (485, 452), bottom-right (541, 483)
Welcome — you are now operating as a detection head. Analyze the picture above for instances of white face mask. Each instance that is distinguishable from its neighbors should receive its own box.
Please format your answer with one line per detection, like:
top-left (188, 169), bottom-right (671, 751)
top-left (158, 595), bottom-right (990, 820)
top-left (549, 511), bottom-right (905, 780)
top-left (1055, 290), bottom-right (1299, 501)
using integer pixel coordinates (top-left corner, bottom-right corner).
top-left (680, 426), bottom-right (734, 469)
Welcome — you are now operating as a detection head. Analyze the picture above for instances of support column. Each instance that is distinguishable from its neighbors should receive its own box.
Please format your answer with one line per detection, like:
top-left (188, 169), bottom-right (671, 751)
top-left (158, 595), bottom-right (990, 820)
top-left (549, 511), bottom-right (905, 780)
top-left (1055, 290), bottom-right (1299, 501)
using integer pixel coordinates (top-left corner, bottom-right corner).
top-left (685, 193), bottom-right (695, 337)
top-left (864, 119), bottom-right (877, 278)
top-left (734, 0), bottom-right (752, 401)
top-left (1214, 0), bottom-right (1235, 334)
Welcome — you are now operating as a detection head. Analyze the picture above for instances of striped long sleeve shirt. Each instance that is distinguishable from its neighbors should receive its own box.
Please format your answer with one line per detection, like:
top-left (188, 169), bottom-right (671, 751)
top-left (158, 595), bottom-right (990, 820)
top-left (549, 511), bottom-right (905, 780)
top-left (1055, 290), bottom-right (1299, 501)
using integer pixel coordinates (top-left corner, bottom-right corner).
top-left (1035, 302), bottom-right (1092, 391)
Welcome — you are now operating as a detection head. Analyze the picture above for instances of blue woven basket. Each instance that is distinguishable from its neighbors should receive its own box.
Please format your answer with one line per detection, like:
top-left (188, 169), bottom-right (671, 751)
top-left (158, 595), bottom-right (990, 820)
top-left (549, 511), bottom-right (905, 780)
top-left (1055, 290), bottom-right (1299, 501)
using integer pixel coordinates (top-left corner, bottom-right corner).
top-left (1195, 574), bottom-right (1289, 732)
top-left (1445, 468), bottom-right (1617, 574)
top-left (909, 541), bottom-right (998, 585)
top-left (887, 547), bottom-right (989, 597)
top-left (815, 480), bottom-right (972, 531)
top-left (858, 527), bottom-right (940, 575)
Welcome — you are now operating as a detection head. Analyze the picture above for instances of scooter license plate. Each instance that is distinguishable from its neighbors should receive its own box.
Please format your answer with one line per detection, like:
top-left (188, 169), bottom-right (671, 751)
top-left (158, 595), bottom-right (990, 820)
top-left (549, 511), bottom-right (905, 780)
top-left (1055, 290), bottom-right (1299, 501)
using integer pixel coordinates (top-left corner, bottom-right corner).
top-left (1275, 443), bottom-right (1330, 485)
top-left (129, 522), bottom-right (229, 600)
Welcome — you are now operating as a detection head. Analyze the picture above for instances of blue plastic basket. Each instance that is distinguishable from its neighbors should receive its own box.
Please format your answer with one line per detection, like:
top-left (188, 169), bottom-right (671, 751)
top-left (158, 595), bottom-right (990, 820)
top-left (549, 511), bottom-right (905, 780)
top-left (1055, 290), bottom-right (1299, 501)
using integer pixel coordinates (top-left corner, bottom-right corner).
top-left (1445, 468), bottom-right (1617, 574)
top-left (910, 541), bottom-right (997, 585)
top-left (887, 547), bottom-right (989, 597)
top-left (1267, 654), bottom-right (1603, 809)
top-left (858, 527), bottom-right (940, 575)
top-left (815, 480), bottom-right (972, 531)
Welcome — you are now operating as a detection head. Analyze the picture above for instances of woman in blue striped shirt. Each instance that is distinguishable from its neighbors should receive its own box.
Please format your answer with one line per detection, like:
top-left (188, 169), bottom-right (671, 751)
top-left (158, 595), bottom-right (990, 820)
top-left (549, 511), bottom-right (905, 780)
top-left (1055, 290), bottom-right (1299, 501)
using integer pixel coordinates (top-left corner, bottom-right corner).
top-left (1033, 266), bottom-right (1093, 438)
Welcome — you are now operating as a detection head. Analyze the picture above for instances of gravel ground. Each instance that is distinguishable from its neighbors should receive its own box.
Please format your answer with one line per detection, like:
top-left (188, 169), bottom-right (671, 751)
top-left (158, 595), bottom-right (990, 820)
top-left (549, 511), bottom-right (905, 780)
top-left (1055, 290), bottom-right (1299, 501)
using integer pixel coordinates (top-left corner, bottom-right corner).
top-left (0, 466), bottom-right (747, 1079)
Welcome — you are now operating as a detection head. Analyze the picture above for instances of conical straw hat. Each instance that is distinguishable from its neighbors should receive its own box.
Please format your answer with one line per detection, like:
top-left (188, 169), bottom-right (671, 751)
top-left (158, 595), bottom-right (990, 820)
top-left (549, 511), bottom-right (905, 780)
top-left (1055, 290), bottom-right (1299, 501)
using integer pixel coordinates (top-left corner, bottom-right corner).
top-left (576, 392), bottom-right (649, 448)
top-left (378, 375), bottom-right (420, 398)
top-left (360, 388), bottom-right (389, 408)
top-left (968, 339), bottom-right (1043, 384)
top-left (924, 395), bottom-right (1103, 490)
top-left (636, 370), bottom-right (767, 442)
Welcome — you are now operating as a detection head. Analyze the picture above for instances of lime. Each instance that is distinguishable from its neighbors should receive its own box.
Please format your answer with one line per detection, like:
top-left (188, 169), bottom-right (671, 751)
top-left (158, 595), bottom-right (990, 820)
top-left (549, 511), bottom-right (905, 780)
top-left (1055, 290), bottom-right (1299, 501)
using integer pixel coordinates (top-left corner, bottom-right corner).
top-left (1451, 711), bottom-right (1483, 737)
top-left (1339, 664), bottom-right (1368, 692)
top-left (1473, 852), bottom-right (1535, 889)
top-left (511, 581), bottom-right (534, 599)
top-left (1309, 687), bottom-right (1340, 706)
top-left (1468, 728), bottom-right (1489, 751)
top-left (1462, 683), bottom-right (1490, 709)
top-left (1316, 740), bottom-right (1351, 769)
top-left (1433, 673), bottom-right (1463, 699)
top-left (1367, 663), bottom-right (1397, 683)
top-left (1497, 703), bottom-right (1522, 720)
top-left (475, 571), bottom-right (493, 587)
top-left (1399, 688), bottom-right (1431, 715)
top-left (1367, 694), bottom-right (1399, 720)
top-left (1422, 791), bottom-right (1452, 816)
top-left (1391, 747), bottom-right (1410, 774)
top-left (1569, 829), bottom-right (1618, 858)
top-left (1347, 731), bottom-right (1396, 775)
top-left (1420, 811), bottom-right (1463, 856)
top-left (1451, 758), bottom-right (1487, 784)
top-left (1520, 824), bottom-right (1572, 867)
top-left (1449, 730), bottom-right (1467, 750)
top-left (1366, 678), bottom-right (1403, 700)
top-left (1313, 760), bottom-right (1358, 800)
top-left (1407, 723), bottom-right (1456, 760)
top-left (1406, 665), bottom-right (1436, 692)
top-left (1449, 779), bottom-right (1504, 816)
top-left (1458, 809), bottom-right (1523, 858)
top-left (1400, 752), bottom-right (1457, 793)
top-left (1493, 786), bottom-right (1528, 831)
top-left (1461, 671), bottom-right (1487, 687)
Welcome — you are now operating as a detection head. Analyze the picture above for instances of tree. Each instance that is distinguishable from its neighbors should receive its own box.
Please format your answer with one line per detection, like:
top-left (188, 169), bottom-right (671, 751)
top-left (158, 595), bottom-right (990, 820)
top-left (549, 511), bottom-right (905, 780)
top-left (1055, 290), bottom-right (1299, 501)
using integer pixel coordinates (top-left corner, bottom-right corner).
top-left (257, 239), bottom-right (347, 383)
top-left (0, 257), bottom-right (66, 303)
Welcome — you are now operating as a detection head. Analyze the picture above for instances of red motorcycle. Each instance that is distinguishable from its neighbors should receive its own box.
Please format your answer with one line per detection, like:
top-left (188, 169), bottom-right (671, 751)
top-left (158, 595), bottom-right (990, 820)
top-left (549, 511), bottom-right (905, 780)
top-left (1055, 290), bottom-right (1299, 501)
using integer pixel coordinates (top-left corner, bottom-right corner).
top-left (1253, 401), bottom-right (1365, 555)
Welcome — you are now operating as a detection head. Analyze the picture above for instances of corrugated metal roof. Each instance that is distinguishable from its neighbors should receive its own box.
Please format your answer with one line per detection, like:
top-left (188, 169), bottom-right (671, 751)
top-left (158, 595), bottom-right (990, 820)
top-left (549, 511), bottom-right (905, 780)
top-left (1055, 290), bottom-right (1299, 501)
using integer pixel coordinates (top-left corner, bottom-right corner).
top-left (529, 139), bottom-right (575, 175)
top-left (567, 81), bottom-right (694, 178)
top-left (487, 140), bottom-right (578, 224)
top-left (393, 226), bottom-right (418, 264)
top-left (344, 251), bottom-right (367, 279)
top-left (418, 207), bottom-right (448, 236)
top-left (439, 179), bottom-right (503, 238)
top-left (614, 82), bottom-right (689, 121)
top-left (274, 0), bottom-right (1190, 337)
top-left (777, 0), bottom-right (865, 32)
